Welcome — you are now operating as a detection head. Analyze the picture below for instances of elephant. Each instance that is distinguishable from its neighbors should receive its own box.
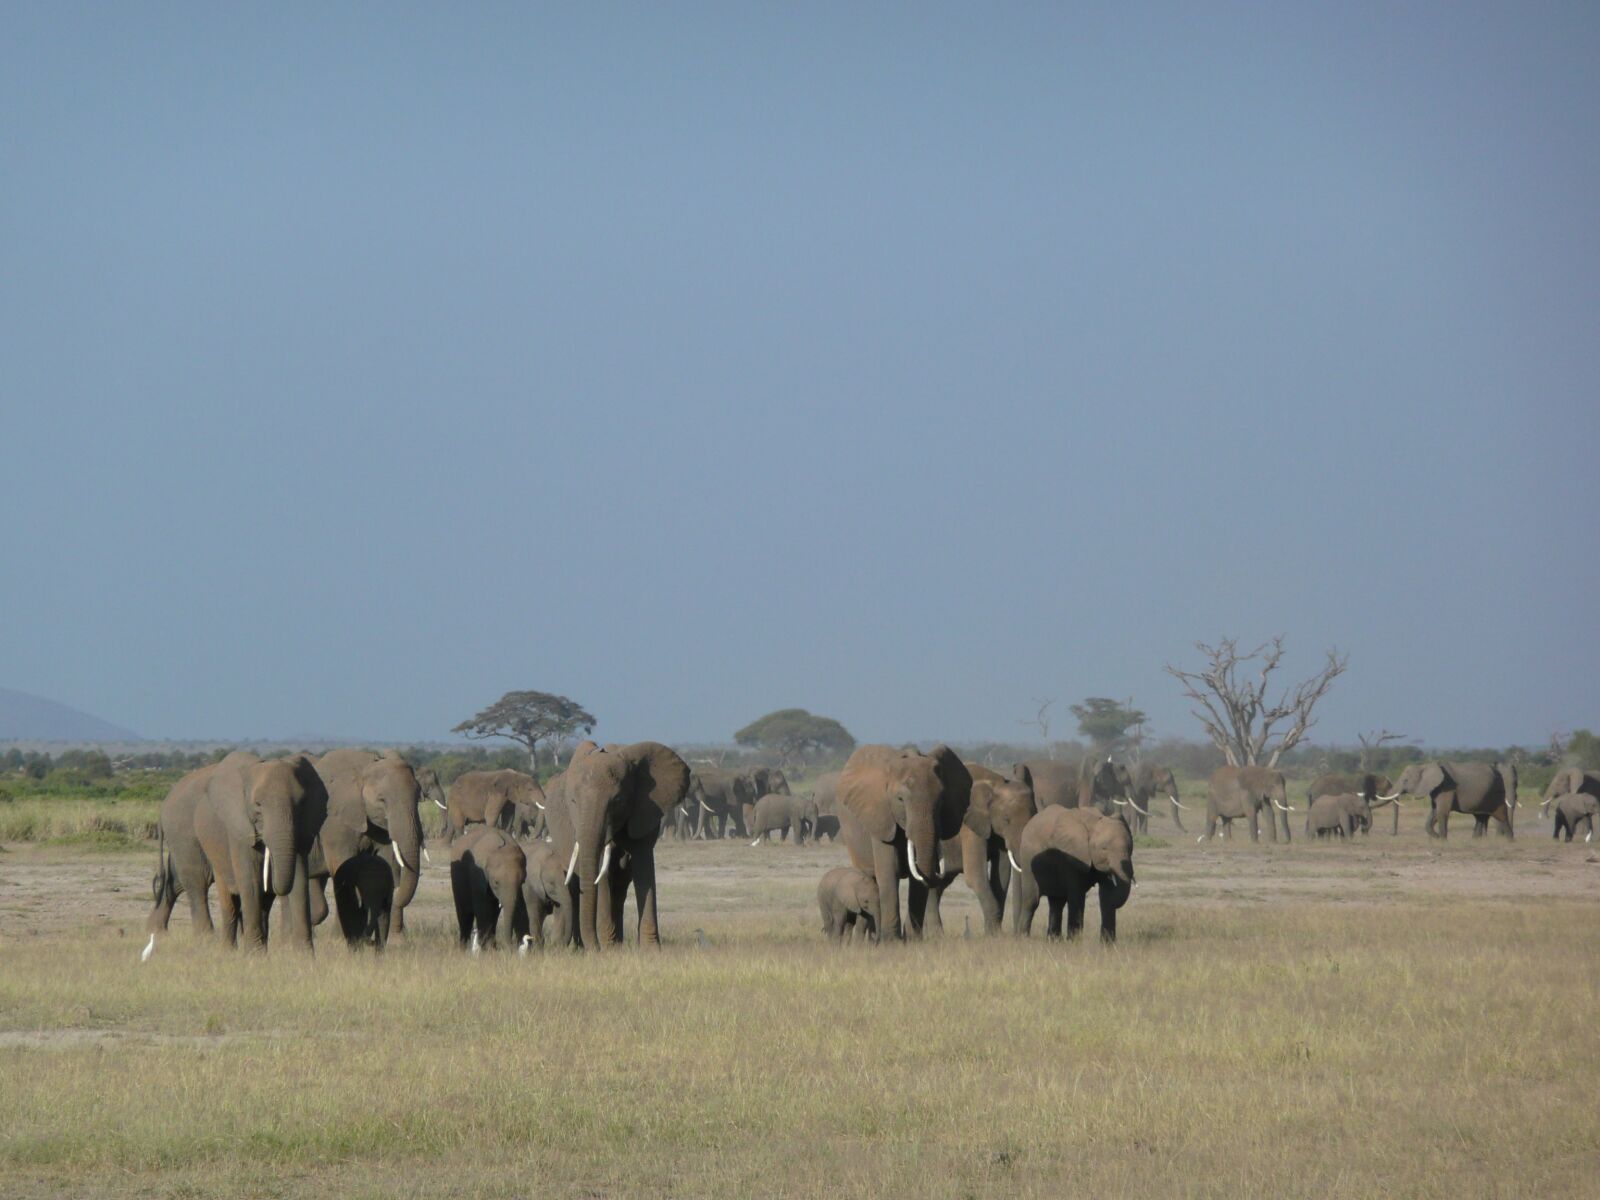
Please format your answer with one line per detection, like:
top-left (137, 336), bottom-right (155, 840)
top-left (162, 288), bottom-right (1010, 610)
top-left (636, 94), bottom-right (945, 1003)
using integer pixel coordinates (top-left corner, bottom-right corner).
top-left (519, 840), bottom-right (575, 948)
top-left (835, 744), bottom-right (971, 942)
top-left (310, 749), bottom-right (429, 941)
top-left (443, 769), bottom-right (547, 842)
top-left (736, 766), bottom-right (791, 831)
top-left (561, 741), bottom-right (691, 951)
top-left (332, 850), bottom-right (393, 949)
top-left (1018, 758), bottom-right (1133, 814)
top-left (188, 752), bottom-right (326, 951)
top-left (1203, 765), bottom-right (1293, 842)
top-left (812, 814), bottom-right (841, 841)
top-left (747, 794), bottom-right (819, 844)
top-left (148, 757), bottom-right (231, 942)
top-left (449, 825), bottom-right (529, 950)
top-left (1128, 763), bottom-right (1187, 833)
top-left (817, 867), bottom-right (880, 943)
top-left (949, 763), bottom-right (1036, 935)
top-left (1012, 806), bottom-right (1134, 942)
top-left (1392, 761), bottom-right (1515, 839)
top-left (1309, 772), bottom-right (1400, 834)
top-left (1540, 768), bottom-right (1600, 818)
top-left (686, 766), bottom-right (746, 838)
top-left (1549, 793), bottom-right (1598, 842)
top-left (1307, 793), bottom-right (1368, 839)
top-left (809, 771), bottom-right (842, 817)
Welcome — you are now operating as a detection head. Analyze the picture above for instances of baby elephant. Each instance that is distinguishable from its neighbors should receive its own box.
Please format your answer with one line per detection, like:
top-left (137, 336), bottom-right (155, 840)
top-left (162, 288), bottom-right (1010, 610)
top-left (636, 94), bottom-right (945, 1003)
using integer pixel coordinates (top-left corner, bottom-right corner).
top-left (1551, 793), bottom-right (1598, 842)
top-left (818, 867), bottom-right (880, 943)
top-left (449, 826), bottom-right (529, 950)
top-left (519, 840), bottom-right (575, 948)
top-left (1307, 793), bottom-right (1370, 839)
top-left (332, 850), bottom-right (394, 950)
top-left (748, 794), bottom-right (820, 845)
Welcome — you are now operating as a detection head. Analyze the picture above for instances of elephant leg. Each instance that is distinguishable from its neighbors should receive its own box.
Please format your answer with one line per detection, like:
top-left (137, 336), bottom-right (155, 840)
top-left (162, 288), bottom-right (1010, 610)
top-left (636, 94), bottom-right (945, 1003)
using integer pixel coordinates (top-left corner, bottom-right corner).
top-left (966, 853), bottom-right (1002, 935)
top-left (906, 877), bottom-right (930, 939)
top-left (1065, 892), bottom-right (1087, 939)
top-left (1045, 896), bottom-right (1065, 939)
top-left (607, 860), bottom-right (632, 946)
top-left (925, 883), bottom-right (946, 937)
top-left (1435, 806), bottom-right (1450, 839)
top-left (870, 840), bottom-right (903, 941)
top-left (231, 844), bottom-right (267, 950)
top-left (215, 888), bottom-right (240, 948)
top-left (184, 879), bottom-right (214, 935)
top-left (632, 849), bottom-right (661, 948)
top-left (1204, 809), bottom-right (1217, 841)
top-left (1097, 885), bottom-right (1118, 944)
top-left (450, 867), bottom-right (474, 947)
top-left (309, 876), bottom-right (329, 927)
top-left (1012, 865), bottom-right (1039, 936)
top-left (1249, 811), bottom-right (1261, 843)
top-left (334, 874), bottom-right (365, 946)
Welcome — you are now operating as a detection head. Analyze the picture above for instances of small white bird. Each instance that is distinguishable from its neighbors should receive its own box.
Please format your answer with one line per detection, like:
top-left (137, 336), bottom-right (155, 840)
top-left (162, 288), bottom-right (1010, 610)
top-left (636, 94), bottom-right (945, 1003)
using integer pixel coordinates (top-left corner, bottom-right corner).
top-left (517, 934), bottom-right (532, 957)
top-left (140, 933), bottom-right (156, 963)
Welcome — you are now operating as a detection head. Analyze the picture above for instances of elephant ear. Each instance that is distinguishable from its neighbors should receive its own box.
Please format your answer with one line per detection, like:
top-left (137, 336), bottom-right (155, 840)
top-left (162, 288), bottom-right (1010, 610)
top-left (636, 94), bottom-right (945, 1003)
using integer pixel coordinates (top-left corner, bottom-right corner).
top-left (1011, 763), bottom-right (1033, 789)
top-left (964, 780), bottom-right (995, 839)
top-left (927, 744), bottom-right (972, 839)
top-left (625, 742), bottom-right (691, 815)
top-left (570, 740), bottom-right (600, 765)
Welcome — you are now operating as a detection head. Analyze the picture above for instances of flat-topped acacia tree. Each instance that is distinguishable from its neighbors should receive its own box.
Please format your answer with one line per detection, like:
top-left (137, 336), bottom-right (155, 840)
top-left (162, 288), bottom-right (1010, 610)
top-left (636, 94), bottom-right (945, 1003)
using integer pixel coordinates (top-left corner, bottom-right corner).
top-left (734, 708), bottom-right (856, 769)
top-left (453, 691), bottom-right (596, 770)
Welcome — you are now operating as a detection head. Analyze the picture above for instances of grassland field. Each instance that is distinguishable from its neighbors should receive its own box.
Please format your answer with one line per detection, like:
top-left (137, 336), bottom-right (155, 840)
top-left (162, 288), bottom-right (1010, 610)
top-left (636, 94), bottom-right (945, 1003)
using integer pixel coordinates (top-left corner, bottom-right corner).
top-left (0, 786), bottom-right (1596, 1199)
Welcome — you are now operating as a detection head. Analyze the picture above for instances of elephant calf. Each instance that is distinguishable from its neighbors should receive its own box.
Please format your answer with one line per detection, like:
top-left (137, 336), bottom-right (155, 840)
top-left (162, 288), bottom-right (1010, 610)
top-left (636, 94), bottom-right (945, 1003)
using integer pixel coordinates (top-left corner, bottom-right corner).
top-left (748, 794), bottom-right (819, 845)
top-left (519, 841), bottom-right (575, 948)
top-left (449, 826), bottom-right (529, 950)
top-left (332, 851), bottom-right (393, 950)
top-left (1307, 793), bottom-right (1369, 839)
top-left (818, 867), bottom-right (880, 943)
top-left (1550, 793), bottom-right (1598, 842)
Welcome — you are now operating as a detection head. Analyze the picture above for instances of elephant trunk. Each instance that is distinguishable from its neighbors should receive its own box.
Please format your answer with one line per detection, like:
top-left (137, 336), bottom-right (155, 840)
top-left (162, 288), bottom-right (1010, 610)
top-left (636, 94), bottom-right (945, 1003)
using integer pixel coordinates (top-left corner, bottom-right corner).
top-left (262, 799), bottom-right (298, 897)
top-left (577, 802), bottom-right (611, 951)
top-left (905, 806), bottom-right (939, 887)
top-left (387, 793), bottom-right (424, 910)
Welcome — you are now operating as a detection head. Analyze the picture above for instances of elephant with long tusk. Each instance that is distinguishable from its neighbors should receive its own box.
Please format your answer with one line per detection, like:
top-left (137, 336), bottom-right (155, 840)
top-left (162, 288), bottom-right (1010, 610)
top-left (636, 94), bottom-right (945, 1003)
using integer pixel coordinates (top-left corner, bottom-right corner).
top-left (1201, 765), bottom-right (1293, 843)
top-left (942, 764), bottom-right (1037, 935)
top-left (834, 744), bottom-right (972, 943)
top-left (1126, 764), bottom-right (1181, 835)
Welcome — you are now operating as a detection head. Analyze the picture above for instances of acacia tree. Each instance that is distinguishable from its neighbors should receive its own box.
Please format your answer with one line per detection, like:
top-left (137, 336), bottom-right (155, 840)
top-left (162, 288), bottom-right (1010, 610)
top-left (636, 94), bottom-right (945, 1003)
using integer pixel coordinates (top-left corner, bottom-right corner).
top-left (1165, 636), bottom-right (1348, 768)
top-left (734, 708), bottom-right (855, 767)
top-left (452, 690), bottom-right (596, 769)
top-left (1069, 697), bottom-right (1147, 757)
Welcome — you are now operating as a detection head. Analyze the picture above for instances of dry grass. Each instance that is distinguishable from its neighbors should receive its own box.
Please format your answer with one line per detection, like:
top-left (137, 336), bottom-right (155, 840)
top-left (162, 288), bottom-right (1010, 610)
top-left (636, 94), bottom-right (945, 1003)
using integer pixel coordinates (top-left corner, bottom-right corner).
top-left (0, 823), bottom-right (1596, 1198)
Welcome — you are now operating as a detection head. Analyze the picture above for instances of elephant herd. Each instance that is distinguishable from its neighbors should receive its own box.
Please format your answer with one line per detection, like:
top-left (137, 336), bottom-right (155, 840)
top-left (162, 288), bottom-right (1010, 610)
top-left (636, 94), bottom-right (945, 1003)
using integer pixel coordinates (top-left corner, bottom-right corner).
top-left (141, 741), bottom-right (1596, 960)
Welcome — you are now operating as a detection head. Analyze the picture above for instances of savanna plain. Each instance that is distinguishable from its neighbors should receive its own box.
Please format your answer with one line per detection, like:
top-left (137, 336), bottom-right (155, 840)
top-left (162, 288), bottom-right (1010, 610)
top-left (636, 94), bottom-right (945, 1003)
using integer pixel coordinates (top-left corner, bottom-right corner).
top-left (1, 806), bottom-right (1596, 1200)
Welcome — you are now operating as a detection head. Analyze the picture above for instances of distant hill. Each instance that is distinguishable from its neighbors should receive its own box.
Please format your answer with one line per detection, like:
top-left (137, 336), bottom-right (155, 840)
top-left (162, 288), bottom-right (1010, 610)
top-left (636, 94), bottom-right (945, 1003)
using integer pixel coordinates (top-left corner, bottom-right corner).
top-left (0, 687), bottom-right (142, 742)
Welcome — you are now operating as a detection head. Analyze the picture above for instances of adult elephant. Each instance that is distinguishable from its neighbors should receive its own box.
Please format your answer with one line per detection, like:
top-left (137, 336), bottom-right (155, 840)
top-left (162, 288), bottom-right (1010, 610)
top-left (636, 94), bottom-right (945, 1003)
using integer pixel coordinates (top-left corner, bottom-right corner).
top-left (148, 757), bottom-right (233, 944)
top-left (952, 763), bottom-right (1036, 935)
top-left (1128, 764), bottom-right (1187, 833)
top-left (563, 741), bottom-right (691, 951)
top-left (809, 771), bottom-right (842, 817)
top-left (747, 794), bottom-right (819, 844)
top-left (1203, 765), bottom-right (1293, 842)
top-left (1019, 758), bottom-right (1132, 814)
top-left (191, 752), bottom-right (326, 951)
top-left (1550, 793), bottom-right (1599, 842)
top-left (1540, 768), bottom-right (1600, 818)
top-left (836, 744), bottom-right (971, 942)
top-left (1012, 806), bottom-right (1134, 942)
top-left (687, 766), bottom-right (745, 838)
top-left (736, 766), bottom-right (791, 831)
top-left (444, 769), bottom-right (547, 842)
top-left (1393, 761), bottom-right (1515, 839)
top-left (310, 749), bottom-right (427, 943)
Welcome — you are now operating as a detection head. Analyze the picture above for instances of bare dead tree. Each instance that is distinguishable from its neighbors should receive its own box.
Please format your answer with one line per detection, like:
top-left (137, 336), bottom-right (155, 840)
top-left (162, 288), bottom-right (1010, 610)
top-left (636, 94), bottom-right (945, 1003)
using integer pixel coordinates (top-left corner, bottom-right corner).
top-left (1357, 728), bottom-right (1406, 772)
top-left (1165, 636), bottom-right (1348, 768)
top-left (1020, 698), bottom-right (1055, 758)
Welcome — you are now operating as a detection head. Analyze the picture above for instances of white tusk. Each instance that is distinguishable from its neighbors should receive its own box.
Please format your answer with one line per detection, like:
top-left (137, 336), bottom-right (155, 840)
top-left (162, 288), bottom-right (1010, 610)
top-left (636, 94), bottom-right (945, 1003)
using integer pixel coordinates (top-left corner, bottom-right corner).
top-left (422, 847), bottom-right (432, 866)
top-left (1112, 797), bottom-right (1127, 806)
top-left (1197, 835), bottom-right (1206, 843)
top-left (393, 842), bottom-right (413, 874)
top-left (1170, 794), bottom-right (1188, 809)
top-left (262, 847), bottom-right (271, 893)
top-left (433, 797), bottom-right (448, 811)
top-left (699, 798), bottom-right (714, 813)
top-left (564, 843), bottom-right (579, 884)
top-left (469, 929), bottom-right (481, 956)
top-left (595, 842), bottom-right (612, 885)
top-left (938, 854), bottom-right (947, 876)
top-left (140, 933), bottom-right (156, 963)
top-left (908, 844), bottom-right (926, 884)
top-left (1007, 851), bottom-right (1022, 873)
top-left (534, 801), bottom-right (545, 810)
top-left (1272, 798), bottom-right (1292, 812)
top-left (1375, 792), bottom-right (1400, 802)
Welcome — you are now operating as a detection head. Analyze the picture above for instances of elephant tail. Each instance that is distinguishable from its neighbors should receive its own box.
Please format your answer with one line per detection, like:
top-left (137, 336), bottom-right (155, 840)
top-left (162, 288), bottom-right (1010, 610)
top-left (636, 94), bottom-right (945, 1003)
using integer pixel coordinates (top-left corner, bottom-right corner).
top-left (151, 825), bottom-right (171, 905)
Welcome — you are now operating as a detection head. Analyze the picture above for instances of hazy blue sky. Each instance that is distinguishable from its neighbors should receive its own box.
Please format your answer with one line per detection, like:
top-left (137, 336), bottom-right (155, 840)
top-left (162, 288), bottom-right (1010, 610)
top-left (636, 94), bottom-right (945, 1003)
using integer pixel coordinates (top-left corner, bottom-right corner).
top-left (3, 5), bottom-right (1595, 748)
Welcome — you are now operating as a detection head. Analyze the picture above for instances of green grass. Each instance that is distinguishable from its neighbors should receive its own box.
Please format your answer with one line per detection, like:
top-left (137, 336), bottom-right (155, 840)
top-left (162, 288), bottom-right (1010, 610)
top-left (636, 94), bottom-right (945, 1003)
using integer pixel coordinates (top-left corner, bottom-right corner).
top-left (0, 798), bottom-right (160, 848)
